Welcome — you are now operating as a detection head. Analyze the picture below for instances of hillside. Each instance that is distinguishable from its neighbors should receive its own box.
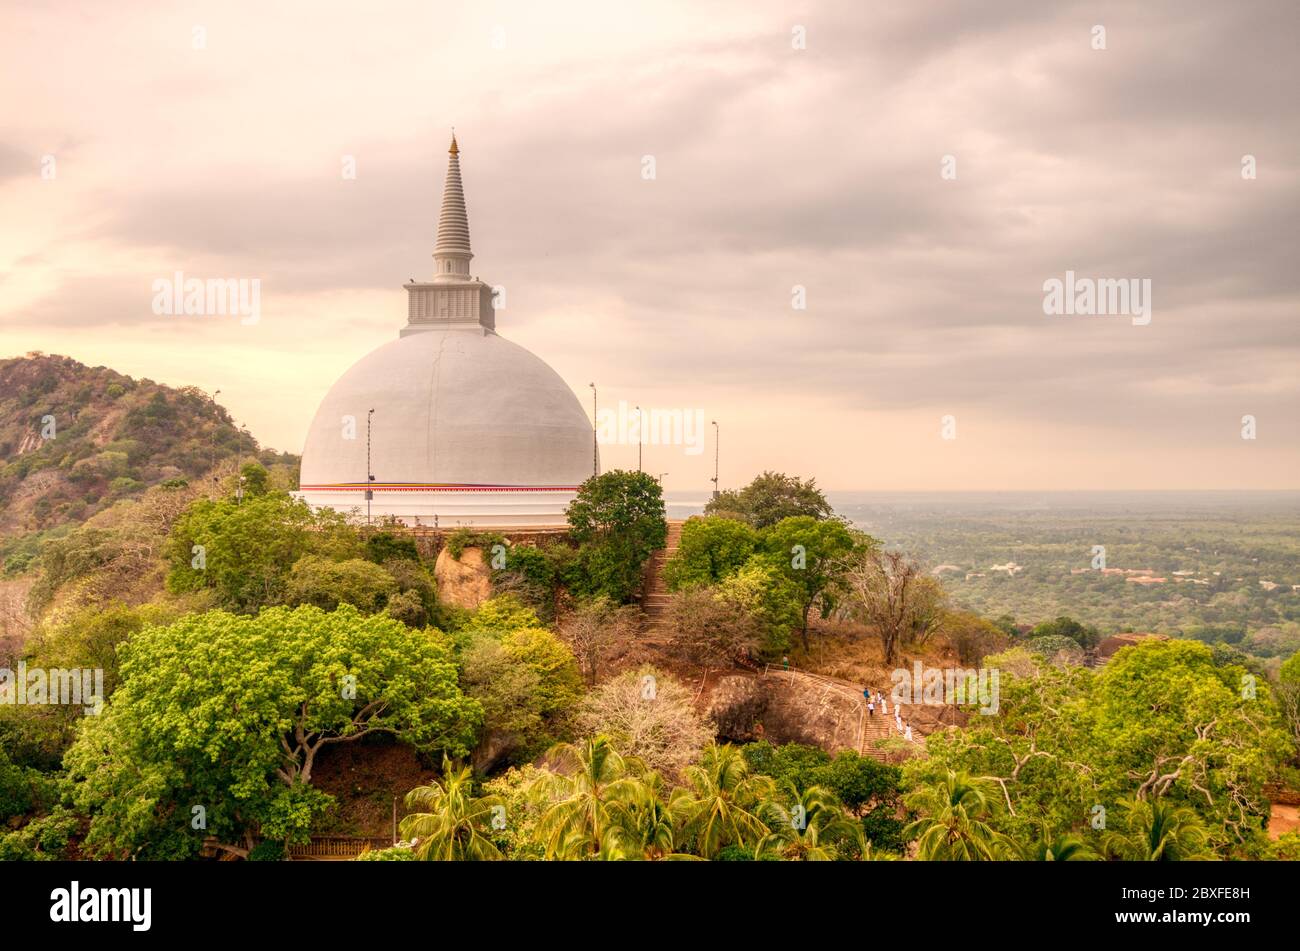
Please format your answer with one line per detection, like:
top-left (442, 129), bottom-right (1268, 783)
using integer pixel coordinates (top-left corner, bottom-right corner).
top-left (0, 352), bottom-right (296, 568)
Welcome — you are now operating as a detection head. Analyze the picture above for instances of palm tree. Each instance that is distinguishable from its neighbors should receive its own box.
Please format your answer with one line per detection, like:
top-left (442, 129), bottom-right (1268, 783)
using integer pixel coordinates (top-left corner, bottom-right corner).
top-left (757, 781), bottom-right (859, 861)
top-left (609, 770), bottom-right (699, 860)
top-left (1014, 829), bottom-right (1098, 861)
top-left (526, 736), bottom-right (647, 860)
top-left (903, 770), bottom-right (1007, 860)
top-left (1101, 799), bottom-right (1213, 861)
top-left (671, 743), bottom-right (776, 859)
top-left (399, 756), bottom-right (503, 861)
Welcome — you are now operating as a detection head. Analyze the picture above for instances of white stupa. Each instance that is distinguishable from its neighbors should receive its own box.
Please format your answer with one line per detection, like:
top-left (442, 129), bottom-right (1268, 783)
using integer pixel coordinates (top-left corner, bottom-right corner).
top-left (297, 135), bottom-right (595, 527)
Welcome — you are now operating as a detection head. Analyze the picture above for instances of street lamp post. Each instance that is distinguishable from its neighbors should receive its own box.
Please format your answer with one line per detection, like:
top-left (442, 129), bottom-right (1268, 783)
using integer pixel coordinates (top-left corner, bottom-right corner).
top-left (211, 389), bottom-right (221, 483)
top-left (635, 405), bottom-right (642, 473)
top-left (711, 420), bottom-right (719, 499)
top-left (366, 408), bottom-right (375, 527)
top-left (588, 383), bottom-right (598, 477)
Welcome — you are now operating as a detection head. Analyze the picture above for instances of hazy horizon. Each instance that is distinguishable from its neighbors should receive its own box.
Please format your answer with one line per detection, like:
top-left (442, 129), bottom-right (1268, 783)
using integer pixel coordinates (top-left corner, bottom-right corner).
top-left (3, 0), bottom-right (1297, 491)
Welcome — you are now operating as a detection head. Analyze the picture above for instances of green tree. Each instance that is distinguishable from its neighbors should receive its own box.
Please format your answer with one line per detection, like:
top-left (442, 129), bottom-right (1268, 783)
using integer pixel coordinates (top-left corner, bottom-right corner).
top-left (1101, 799), bottom-right (1213, 861)
top-left (910, 639), bottom-right (1289, 857)
top-left (759, 516), bottom-right (856, 651)
top-left (365, 531), bottom-right (420, 564)
top-left (946, 611), bottom-right (1011, 666)
top-left (1030, 616), bottom-right (1100, 651)
top-left (458, 595), bottom-right (543, 642)
top-left (238, 462), bottom-right (270, 497)
top-left (1013, 829), bottom-right (1098, 861)
top-left (1025, 634), bottom-right (1086, 667)
top-left (715, 561), bottom-right (803, 658)
top-left (608, 771), bottom-right (692, 860)
top-left (527, 736), bottom-right (648, 859)
top-left (400, 756), bottom-right (504, 860)
top-left (464, 622), bottom-right (582, 762)
top-left (1277, 650), bottom-right (1300, 754)
top-left (704, 471), bottom-right (833, 528)
top-left (757, 781), bottom-right (859, 861)
top-left (0, 746), bottom-right (57, 822)
top-left (284, 555), bottom-right (398, 612)
top-left (0, 807), bottom-right (78, 861)
top-left (165, 493), bottom-right (360, 612)
top-left (903, 770), bottom-right (1007, 861)
top-left (1090, 639), bottom-right (1288, 849)
top-left (566, 469), bottom-right (667, 552)
top-left (565, 470), bottom-right (668, 605)
top-left (568, 536), bottom-right (648, 603)
top-left (671, 743), bottom-right (775, 858)
top-left (663, 517), bottom-right (757, 590)
top-left (64, 604), bottom-right (481, 859)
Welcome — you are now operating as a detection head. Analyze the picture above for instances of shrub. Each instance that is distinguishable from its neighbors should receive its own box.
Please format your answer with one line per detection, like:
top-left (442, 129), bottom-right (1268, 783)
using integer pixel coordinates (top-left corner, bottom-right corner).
top-left (366, 532), bottom-right (420, 564)
top-left (248, 840), bottom-right (286, 861)
top-left (284, 556), bottom-right (398, 613)
top-left (356, 845), bottom-right (414, 861)
top-left (576, 667), bottom-right (713, 778)
top-left (663, 517), bottom-right (757, 590)
top-left (0, 808), bottom-right (79, 861)
top-left (386, 590), bottom-right (427, 627)
top-left (1025, 634), bottom-right (1085, 667)
top-left (665, 587), bottom-right (761, 668)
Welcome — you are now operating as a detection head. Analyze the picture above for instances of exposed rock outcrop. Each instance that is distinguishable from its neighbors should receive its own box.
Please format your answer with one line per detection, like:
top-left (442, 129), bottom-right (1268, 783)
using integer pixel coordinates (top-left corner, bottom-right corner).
top-left (433, 545), bottom-right (493, 609)
top-left (705, 675), bottom-right (767, 742)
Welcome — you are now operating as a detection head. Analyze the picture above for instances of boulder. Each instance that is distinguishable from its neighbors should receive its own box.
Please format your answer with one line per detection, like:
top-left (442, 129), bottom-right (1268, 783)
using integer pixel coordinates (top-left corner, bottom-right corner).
top-left (433, 545), bottom-right (493, 610)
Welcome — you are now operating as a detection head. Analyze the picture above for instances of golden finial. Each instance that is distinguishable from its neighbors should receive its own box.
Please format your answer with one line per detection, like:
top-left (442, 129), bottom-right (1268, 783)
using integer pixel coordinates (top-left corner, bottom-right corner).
top-left (449, 129), bottom-right (458, 155)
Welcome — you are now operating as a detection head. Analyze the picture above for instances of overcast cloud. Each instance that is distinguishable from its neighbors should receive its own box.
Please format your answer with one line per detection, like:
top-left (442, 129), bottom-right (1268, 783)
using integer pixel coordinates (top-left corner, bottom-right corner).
top-left (1, 0), bottom-right (1296, 490)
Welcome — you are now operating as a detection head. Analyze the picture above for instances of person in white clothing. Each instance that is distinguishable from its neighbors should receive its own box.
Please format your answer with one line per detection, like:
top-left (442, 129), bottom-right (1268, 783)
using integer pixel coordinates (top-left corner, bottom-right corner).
top-left (880, 696), bottom-right (889, 716)
top-left (904, 723), bottom-right (913, 742)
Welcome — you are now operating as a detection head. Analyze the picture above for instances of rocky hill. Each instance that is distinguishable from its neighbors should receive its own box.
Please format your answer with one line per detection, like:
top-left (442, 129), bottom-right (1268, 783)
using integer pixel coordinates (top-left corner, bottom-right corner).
top-left (0, 353), bottom-right (294, 558)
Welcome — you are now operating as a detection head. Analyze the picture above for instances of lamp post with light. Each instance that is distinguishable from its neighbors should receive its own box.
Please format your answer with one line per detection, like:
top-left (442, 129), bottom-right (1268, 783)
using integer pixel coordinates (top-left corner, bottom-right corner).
top-left (211, 389), bottom-right (221, 484)
top-left (588, 383), bottom-right (598, 477)
top-left (711, 420), bottom-right (719, 500)
top-left (366, 408), bottom-right (375, 526)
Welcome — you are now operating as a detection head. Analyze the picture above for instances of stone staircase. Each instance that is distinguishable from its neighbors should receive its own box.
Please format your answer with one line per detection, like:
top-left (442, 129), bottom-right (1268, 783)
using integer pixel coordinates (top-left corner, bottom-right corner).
top-left (640, 519), bottom-right (683, 639)
top-left (638, 522), bottom-right (923, 761)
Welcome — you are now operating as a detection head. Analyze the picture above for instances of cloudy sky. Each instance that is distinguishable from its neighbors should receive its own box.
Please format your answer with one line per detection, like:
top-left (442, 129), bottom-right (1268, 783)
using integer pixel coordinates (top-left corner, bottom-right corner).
top-left (1, 0), bottom-right (1297, 491)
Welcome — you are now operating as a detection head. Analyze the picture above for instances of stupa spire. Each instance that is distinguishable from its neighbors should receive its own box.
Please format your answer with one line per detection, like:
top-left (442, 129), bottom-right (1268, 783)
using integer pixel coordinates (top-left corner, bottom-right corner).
top-left (433, 132), bottom-right (472, 281)
top-left (402, 132), bottom-right (495, 336)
